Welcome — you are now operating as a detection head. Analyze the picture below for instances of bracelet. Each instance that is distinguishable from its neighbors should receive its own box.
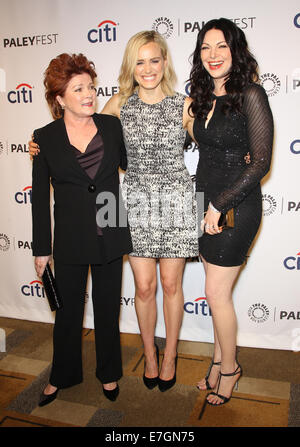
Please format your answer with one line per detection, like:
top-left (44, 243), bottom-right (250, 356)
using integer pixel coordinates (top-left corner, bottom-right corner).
top-left (209, 202), bottom-right (220, 213)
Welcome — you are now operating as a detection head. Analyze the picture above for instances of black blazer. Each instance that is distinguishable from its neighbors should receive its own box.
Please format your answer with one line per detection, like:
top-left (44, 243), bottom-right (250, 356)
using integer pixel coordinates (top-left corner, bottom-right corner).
top-left (32, 113), bottom-right (132, 264)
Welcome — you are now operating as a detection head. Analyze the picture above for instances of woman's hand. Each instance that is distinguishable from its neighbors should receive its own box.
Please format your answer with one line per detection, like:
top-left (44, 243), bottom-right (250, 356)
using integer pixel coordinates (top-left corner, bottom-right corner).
top-left (201, 207), bottom-right (221, 235)
top-left (28, 136), bottom-right (40, 160)
top-left (35, 256), bottom-right (50, 277)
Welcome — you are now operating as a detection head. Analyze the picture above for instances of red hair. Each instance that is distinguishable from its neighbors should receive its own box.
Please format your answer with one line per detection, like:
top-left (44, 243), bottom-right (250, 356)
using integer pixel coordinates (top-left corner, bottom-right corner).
top-left (44, 53), bottom-right (97, 119)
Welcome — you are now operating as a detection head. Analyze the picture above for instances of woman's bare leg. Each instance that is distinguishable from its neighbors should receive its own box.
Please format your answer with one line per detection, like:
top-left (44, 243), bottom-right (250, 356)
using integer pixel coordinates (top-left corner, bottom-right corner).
top-left (204, 262), bottom-right (241, 404)
top-left (196, 257), bottom-right (222, 390)
top-left (129, 256), bottom-right (158, 378)
top-left (159, 258), bottom-right (186, 380)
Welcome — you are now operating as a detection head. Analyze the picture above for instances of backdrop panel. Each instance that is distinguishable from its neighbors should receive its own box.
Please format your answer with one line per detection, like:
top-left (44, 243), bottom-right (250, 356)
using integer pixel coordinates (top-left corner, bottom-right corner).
top-left (0, 0), bottom-right (299, 350)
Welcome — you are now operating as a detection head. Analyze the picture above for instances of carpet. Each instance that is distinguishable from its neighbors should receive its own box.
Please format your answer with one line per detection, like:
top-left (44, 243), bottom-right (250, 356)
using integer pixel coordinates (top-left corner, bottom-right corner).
top-left (0, 316), bottom-right (299, 429)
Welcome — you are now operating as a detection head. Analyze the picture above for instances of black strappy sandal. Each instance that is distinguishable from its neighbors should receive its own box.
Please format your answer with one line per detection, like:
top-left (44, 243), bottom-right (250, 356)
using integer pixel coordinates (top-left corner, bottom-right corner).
top-left (206, 363), bottom-right (243, 406)
top-left (197, 360), bottom-right (221, 390)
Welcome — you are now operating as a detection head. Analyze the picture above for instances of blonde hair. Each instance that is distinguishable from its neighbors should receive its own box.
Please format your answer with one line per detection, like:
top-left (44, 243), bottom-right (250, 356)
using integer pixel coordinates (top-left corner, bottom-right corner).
top-left (118, 30), bottom-right (177, 106)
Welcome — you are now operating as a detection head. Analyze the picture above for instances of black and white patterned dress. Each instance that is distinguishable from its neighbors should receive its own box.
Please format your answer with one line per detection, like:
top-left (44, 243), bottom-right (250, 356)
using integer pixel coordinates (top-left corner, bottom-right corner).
top-left (120, 92), bottom-right (198, 258)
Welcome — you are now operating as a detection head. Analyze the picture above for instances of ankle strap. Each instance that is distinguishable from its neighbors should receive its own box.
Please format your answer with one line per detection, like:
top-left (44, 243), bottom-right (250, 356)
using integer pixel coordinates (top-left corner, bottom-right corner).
top-left (220, 364), bottom-right (241, 377)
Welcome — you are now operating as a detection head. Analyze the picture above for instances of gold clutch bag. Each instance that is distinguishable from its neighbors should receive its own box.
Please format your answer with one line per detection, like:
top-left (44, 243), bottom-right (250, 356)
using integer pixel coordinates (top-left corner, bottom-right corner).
top-left (218, 208), bottom-right (234, 229)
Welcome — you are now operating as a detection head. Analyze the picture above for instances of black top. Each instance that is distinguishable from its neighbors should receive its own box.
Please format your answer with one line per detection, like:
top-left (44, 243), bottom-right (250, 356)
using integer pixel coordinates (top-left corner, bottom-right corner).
top-left (193, 84), bottom-right (273, 266)
top-left (71, 131), bottom-right (104, 236)
top-left (71, 131), bottom-right (104, 180)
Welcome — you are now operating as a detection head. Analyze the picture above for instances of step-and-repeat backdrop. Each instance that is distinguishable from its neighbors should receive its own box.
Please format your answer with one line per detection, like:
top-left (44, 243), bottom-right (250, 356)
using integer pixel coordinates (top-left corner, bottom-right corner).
top-left (0, 0), bottom-right (299, 351)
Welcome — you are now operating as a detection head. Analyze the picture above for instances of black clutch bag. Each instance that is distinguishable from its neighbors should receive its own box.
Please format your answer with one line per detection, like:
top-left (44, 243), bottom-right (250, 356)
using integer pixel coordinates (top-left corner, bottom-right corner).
top-left (42, 263), bottom-right (63, 311)
top-left (218, 208), bottom-right (234, 229)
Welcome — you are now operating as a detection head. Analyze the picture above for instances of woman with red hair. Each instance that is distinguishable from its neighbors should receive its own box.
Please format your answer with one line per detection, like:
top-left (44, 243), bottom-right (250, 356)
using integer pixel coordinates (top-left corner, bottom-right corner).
top-left (32, 53), bottom-right (132, 405)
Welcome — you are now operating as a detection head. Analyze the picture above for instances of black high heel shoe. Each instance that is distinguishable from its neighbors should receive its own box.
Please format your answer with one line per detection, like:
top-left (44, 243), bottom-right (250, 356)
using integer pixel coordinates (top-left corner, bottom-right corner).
top-left (158, 353), bottom-right (178, 392)
top-left (197, 360), bottom-right (221, 390)
top-left (38, 388), bottom-right (59, 407)
top-left (143, 344), bottom-right (159, 389)
top-left (206, 362), bottom-right (243, 406)
top-left (102, 384), bottom-right (119, 401)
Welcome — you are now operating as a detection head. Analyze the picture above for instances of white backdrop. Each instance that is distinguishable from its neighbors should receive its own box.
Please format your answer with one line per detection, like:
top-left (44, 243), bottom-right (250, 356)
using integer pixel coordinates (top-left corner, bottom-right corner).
top-left (0, 0), bottom-right (299, 350)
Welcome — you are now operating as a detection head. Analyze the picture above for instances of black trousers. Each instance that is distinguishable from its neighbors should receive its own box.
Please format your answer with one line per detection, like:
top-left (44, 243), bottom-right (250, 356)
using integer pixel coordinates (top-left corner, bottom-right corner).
top-left (49, 257), bottom-right (123, 388)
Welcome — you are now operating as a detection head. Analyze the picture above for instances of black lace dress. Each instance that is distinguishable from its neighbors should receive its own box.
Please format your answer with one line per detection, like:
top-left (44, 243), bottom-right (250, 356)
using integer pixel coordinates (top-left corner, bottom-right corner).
top-left (193, 84), bottom-right (273, 266)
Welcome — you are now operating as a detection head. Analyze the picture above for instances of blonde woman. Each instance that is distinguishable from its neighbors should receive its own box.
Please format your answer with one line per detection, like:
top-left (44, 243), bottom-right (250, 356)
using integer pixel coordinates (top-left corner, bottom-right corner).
top-left (101, 31), bottom-right (198, 392)
top-left (30, 31), bottom-right (198, 392)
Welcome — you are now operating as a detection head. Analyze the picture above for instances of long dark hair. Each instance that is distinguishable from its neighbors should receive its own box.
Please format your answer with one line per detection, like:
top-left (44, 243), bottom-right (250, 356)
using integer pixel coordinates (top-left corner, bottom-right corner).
top-left (188, 18), bottom-right (259, 119)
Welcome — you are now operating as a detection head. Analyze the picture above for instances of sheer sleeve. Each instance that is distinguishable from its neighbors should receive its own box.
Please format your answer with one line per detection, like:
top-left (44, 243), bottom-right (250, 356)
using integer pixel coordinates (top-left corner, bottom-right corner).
top-left (212, 84), bottom-right (274, 214)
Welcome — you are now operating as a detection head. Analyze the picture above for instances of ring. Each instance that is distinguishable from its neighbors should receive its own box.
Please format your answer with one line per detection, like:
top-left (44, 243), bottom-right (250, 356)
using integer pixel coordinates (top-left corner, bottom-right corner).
top-left (206, 224), bottom-right (210, 229)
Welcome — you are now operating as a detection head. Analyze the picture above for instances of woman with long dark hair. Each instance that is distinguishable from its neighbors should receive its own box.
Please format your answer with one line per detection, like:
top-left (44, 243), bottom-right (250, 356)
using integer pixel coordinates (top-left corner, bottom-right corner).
top-left (187, 18), bottom-right (273, 405)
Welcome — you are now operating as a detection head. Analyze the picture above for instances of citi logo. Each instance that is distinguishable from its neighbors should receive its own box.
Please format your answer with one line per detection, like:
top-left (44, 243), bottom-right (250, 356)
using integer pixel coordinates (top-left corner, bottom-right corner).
top-left (87, 20), bottom-right (118, 43)
top-left (185, 81), bottom-right (191, 96)
top-left (290, 140), bottom-right (300, 154)
top-left (21, 280), bottom-right (45, 298)
top-left (184, 297), bottom-right (212, 316)
top-left (15, 186), bottom-right (32, 204)
top-left (283, 252), bottom-right (300, 270)
top-left (8, 83), bottom-right (33, 103)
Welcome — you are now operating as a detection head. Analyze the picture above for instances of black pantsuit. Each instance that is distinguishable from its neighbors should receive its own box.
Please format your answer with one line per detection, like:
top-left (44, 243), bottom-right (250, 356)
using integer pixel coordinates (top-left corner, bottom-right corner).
top-left (32, 113), bottom-right (132, 388)
top-left (51, 257), bottom-right (123, 388)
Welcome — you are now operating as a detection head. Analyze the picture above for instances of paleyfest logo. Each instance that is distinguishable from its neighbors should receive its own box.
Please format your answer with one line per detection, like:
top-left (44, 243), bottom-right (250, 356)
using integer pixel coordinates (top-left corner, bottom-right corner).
top-left (260, 73), bottom-right (281, 96)
top-left (248, 303), bottom-right (270, 323)
top-left (0, 233), bottom-right (10, 251)
top-left (291, 68), bottom-right (300, 93)
top-left (262, 193), bottom-right (277, 216)
top-left (152, 17), bottom-right (174, 39)
top-left (3, 34), bottom-right (58, 48)
top-left (0, 140), bottom-right (28, 155)
top-left (87, 20), bottom-right (119, 43)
